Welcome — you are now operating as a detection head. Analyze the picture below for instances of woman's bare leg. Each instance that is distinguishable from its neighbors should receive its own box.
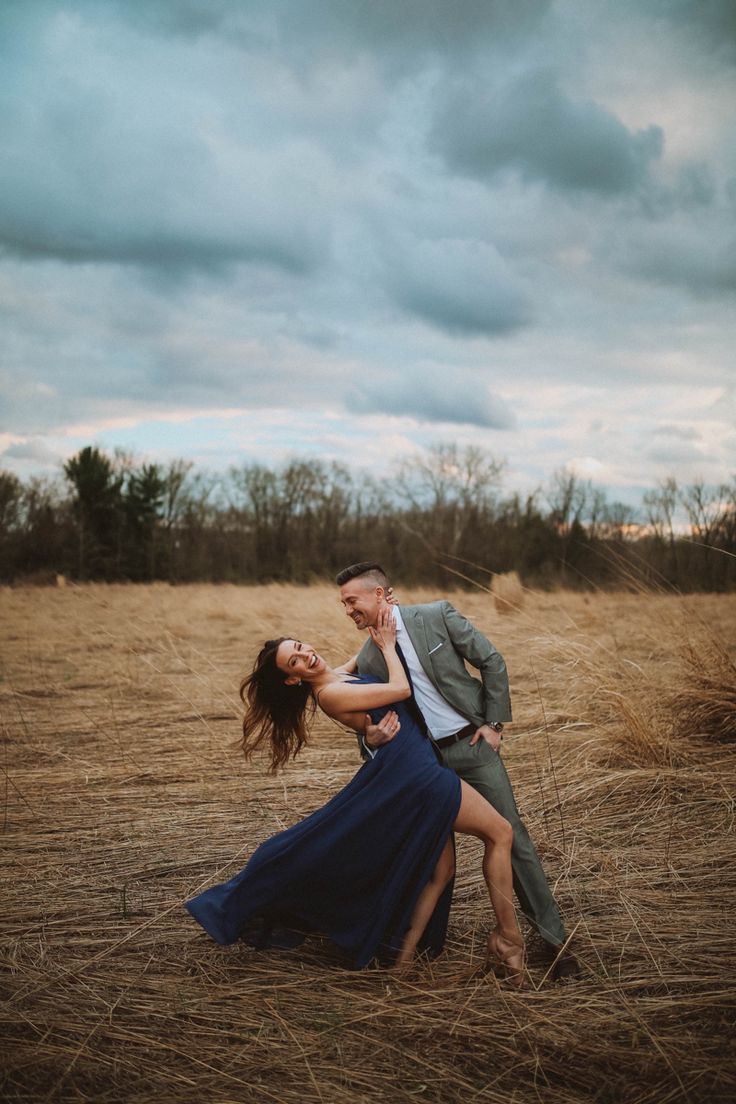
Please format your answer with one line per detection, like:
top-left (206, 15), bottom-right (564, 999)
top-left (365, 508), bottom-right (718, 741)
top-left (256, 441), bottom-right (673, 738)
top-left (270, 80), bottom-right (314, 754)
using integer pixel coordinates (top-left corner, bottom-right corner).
top-left (395, 839), bottom-right (455, 968)
top-left (452, 780), bottom-right (524, 982)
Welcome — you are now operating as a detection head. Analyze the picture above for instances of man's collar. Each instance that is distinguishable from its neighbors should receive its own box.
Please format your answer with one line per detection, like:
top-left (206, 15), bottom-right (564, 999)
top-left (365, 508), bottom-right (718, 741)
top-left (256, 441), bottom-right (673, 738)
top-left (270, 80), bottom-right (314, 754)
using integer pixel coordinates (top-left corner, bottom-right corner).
top-left (390, 604), bottom-right (405, 632)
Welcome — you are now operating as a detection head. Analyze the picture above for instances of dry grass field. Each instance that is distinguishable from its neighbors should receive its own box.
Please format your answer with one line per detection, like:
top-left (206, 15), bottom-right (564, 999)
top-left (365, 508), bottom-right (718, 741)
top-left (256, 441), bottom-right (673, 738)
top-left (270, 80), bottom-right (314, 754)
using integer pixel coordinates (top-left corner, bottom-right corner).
top-left (1, 581), bottom-right (735, 1103)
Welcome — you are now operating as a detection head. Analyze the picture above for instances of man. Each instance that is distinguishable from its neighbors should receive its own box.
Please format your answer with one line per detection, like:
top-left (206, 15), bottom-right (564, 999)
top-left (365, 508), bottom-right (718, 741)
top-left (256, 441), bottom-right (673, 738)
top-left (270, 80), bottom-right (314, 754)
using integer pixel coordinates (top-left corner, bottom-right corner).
top-left (336, 561), bottom-right (578, 981)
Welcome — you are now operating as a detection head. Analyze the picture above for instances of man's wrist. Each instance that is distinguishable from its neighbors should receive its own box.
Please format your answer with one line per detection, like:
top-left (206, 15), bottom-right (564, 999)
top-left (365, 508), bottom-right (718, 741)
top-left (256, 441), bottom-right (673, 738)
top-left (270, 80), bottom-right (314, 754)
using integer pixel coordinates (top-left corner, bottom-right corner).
top-left (361, 734), bottom-right (377, 758)
top-left (488, 722), bottom-right (504, 733)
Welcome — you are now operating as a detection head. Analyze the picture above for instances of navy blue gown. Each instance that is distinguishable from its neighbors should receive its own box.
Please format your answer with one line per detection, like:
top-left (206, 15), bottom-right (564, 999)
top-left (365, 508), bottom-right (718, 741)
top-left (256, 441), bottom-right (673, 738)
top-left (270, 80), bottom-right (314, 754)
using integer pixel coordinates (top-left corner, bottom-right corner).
top-left (185, 679), bottom-right (462, 969)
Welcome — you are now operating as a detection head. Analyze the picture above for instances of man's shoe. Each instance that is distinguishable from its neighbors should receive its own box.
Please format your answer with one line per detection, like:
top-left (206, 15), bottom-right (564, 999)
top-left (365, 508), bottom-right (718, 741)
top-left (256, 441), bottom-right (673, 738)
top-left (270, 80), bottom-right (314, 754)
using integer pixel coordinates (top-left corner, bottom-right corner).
top-left (551, 951), bottom-right (580, 982)
top-left (541, 942), bottom-right (580, 982)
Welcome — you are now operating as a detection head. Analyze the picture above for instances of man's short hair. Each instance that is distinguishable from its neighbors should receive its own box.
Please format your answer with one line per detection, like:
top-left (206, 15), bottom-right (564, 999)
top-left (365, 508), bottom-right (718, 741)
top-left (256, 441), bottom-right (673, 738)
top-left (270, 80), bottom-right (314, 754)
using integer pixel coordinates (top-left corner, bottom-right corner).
top-left (336, 561), bottom-right (389, 589)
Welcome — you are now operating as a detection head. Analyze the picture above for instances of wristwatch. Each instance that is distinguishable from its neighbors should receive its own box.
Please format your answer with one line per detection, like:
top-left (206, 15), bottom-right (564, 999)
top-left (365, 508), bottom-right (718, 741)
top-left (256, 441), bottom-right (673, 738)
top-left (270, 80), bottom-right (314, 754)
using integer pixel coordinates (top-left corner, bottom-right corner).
top-left (489, 722), bottom-right (504, 733)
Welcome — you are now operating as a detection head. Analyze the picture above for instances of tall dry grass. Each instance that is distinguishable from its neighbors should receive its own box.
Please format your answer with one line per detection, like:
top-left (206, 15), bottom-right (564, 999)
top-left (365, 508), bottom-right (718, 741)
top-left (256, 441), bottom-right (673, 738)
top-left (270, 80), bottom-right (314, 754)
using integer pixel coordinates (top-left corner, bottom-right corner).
top-left (0, 582), bottom-right (734, 1103)
top-left (673, 636), bottom-right (736, 743)
top-left (490, 570), bottom-right (524, 615)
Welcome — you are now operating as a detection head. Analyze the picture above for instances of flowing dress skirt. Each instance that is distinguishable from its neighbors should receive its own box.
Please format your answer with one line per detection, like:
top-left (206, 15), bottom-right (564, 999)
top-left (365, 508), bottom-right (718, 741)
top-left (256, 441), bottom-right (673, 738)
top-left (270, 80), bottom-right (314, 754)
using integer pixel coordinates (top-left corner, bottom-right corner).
top-left (186, 693), bottom-right (462, 969)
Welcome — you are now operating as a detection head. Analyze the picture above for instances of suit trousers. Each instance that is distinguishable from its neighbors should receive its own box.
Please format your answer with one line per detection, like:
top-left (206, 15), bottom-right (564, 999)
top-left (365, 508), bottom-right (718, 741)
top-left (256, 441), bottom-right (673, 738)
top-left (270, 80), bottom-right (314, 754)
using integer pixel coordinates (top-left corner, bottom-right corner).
top-left (439, 736), bottom-right (565, 947)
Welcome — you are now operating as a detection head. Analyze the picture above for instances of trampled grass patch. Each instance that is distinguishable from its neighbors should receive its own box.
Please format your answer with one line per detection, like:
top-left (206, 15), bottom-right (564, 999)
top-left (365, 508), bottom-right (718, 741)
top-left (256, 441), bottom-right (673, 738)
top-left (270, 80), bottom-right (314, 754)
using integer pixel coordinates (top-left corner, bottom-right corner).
top-left (1, 583), bottom-right (734, 1102)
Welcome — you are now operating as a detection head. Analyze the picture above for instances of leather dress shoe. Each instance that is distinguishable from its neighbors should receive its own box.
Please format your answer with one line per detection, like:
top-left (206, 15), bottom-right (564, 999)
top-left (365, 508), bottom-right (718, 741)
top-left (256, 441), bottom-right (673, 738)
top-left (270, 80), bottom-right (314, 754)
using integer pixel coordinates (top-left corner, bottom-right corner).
top-left (551, 951), bottom-right (580, 982)
top-left (542, 942), bottom-right (580, 982)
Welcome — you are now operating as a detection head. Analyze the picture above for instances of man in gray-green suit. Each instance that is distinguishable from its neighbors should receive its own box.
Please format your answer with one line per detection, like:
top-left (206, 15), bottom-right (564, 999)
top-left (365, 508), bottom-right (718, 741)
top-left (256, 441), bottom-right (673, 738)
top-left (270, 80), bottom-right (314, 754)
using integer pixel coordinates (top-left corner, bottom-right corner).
top-left (336, 561), bottom-right (578, 981)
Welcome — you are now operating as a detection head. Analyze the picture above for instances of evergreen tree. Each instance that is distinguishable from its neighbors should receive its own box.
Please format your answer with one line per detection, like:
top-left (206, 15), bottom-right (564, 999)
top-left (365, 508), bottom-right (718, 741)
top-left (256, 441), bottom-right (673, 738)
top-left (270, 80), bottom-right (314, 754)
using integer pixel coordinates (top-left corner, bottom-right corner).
top-left (64, 446), bottom-right (123, 578)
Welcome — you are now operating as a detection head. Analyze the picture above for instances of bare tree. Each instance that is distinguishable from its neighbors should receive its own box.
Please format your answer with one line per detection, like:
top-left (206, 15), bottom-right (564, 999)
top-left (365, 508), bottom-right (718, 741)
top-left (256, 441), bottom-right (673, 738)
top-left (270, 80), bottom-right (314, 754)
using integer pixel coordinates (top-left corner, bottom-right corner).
top-left (546, 470), bottom-right (589, 535)
top-left (643, 477), bottom-right (678, 545)
top-left (394, 443), bottom-right (505, 556)
top-left (679, 480), bottom-right (730, 545)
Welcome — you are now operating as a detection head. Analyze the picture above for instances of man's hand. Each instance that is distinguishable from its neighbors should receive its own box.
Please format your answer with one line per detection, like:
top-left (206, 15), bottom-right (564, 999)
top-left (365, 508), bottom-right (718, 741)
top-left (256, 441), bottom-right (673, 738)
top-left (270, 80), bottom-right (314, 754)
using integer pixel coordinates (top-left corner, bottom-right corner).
top-left (469, 723), bottom-right (503, 752)
top-left (365, 710), bottom-right (401, 749)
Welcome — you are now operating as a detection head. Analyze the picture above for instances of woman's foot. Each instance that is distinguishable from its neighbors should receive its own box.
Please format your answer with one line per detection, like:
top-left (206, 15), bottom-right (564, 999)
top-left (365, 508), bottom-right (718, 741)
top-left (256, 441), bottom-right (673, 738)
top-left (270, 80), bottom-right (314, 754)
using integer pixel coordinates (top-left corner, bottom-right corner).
top-left (487, 929), bottom-right (526, 989)
top-left (391, 956), bottom-right (414, 976)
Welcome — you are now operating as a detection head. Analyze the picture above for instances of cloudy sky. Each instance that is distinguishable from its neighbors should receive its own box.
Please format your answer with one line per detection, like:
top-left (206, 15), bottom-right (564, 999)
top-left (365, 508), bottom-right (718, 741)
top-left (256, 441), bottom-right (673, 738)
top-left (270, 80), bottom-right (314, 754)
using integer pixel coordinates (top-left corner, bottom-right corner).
top-left (1, 0), bottom-right (734, 505)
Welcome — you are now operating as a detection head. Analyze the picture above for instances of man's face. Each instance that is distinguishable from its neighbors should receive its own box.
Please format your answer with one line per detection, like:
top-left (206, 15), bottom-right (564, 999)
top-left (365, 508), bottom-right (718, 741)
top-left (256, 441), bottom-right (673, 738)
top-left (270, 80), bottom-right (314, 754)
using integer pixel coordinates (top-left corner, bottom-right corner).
top-left (339, 578), bottom-right (384, 631)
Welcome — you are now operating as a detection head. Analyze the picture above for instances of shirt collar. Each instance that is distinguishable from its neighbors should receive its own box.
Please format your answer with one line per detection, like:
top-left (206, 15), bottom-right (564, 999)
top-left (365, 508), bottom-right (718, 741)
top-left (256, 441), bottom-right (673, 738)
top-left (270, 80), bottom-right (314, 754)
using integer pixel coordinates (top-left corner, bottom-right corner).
top-left (391, 604), bottom-right (405, 633)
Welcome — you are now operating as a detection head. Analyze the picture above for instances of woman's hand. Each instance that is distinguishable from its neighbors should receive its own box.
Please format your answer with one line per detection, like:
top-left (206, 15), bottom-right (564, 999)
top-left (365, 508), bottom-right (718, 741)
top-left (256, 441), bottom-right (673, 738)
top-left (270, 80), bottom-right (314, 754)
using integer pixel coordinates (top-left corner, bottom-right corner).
top-left (316, 607), bottom-right (409, 717)
top-left (364, 710), bottom-right (401, 749)
top-left (368, 605), bottom-right (397, 652)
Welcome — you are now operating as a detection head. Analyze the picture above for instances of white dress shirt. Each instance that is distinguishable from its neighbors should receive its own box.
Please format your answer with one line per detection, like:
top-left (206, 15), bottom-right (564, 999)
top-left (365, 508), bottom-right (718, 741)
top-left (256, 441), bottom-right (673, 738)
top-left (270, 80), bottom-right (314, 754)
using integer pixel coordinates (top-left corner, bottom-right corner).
top-left (392, 605), bottom-right (468, 740)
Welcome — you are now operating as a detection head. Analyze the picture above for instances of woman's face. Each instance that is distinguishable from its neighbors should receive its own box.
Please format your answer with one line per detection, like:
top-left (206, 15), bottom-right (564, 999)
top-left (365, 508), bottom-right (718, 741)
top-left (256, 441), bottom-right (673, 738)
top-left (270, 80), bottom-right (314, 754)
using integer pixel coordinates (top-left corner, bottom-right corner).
top-left (276, 639), bottom-right (326, 684)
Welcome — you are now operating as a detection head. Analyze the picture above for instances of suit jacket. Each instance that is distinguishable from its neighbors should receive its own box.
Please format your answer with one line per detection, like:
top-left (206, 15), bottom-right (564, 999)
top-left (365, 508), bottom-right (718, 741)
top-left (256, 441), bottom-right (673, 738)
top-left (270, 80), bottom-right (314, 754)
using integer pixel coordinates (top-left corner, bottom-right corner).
top-left (355, 600), bottom-right (512, 734)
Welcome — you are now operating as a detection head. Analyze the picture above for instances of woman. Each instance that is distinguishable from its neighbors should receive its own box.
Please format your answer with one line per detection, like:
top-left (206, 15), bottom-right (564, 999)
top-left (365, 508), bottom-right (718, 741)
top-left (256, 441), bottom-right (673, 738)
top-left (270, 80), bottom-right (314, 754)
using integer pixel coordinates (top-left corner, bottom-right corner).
top-left (186, 610), bottom-right (525, 983)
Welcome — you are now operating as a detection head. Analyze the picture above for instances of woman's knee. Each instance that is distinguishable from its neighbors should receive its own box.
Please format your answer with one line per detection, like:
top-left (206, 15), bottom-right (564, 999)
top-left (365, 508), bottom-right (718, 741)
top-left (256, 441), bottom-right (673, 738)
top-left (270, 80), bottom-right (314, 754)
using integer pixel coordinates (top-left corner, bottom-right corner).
top-left (488, 816), bottom-right (513, 851)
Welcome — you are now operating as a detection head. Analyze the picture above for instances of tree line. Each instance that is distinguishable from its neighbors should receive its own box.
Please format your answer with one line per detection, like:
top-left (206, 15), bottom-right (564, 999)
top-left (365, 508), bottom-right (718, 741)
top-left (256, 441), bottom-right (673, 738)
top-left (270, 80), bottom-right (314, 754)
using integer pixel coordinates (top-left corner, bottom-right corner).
top-left (0, 443), bottom-right (734, 591)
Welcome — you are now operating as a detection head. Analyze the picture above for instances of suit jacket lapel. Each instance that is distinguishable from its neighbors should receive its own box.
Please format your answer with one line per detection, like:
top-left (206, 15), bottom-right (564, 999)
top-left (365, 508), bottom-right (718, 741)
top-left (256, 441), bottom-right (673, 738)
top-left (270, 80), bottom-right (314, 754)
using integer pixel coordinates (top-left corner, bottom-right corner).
top-left (400, 606), bottom-right (435, 681)
top-left (357, 637), bottom-right (388, 680)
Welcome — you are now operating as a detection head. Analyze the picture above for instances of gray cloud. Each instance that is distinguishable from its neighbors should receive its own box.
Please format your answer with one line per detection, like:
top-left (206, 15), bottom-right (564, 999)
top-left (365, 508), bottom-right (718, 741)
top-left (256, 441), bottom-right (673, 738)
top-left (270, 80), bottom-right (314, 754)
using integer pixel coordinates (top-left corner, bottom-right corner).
top-left (646, 438), bottom-right (712, 466)
top-left (672, 163), bottom-right (718, 210)
top-left (0, 257), bottom-right (356, 435)
top-left (0, 4), bottom-right (331, 275)
top-left (270, 0), bottom-right (552, 60)
top-left (384, 237), bottom-right (532, 336)
top-left (108, 0), bottom-right (238, 38)
top-left (636, 162), bottom-right (720, 221)
top-left (636, 1), bottom-right (736, 60)
top-left (103, 0), bottom-right (552, 56)
top-left (0, 115), bottom-right (328, 275)
top-left (349, 372), bottom-right (516, 429)
top-left (431, 68), bottom-right (663, 195)
top-left (0, 0), bottom-right (734, 489)
top-left (1, 439), bottom-right (62, 466)
top-left (651, 424), bottom-right (702, 440)
top-left (607, 217), bottom-right (736, 294)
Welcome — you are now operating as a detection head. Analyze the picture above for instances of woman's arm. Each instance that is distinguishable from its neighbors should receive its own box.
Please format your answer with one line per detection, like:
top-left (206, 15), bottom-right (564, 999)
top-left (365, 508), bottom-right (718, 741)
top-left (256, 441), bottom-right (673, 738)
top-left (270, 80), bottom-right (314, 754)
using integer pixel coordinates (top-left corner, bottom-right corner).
top-left (330, 706), bottom-right (370, 729)
top-left (317, 608), bottom-right (409, 716)
top-left (319, 679), bottom-right (408, 714)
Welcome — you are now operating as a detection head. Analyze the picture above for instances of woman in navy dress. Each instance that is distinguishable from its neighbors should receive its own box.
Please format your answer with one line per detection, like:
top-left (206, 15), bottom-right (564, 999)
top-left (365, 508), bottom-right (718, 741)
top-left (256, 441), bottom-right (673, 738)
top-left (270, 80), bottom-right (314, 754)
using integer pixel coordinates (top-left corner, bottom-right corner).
top-left (186, 610), bottom-right (524, 982)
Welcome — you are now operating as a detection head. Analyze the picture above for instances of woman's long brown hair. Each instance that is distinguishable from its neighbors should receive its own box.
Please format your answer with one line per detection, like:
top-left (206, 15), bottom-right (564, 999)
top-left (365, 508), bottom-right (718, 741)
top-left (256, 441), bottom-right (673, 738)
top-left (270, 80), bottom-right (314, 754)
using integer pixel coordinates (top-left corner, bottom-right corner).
top-left (239, 638), bottom-right (315, 772)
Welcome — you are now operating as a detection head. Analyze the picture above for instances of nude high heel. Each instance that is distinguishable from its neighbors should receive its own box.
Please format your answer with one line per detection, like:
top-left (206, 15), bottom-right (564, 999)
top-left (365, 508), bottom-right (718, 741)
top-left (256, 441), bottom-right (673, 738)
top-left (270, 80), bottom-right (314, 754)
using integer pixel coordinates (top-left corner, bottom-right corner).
top-left (487, 929), bottom-right (527, 989)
